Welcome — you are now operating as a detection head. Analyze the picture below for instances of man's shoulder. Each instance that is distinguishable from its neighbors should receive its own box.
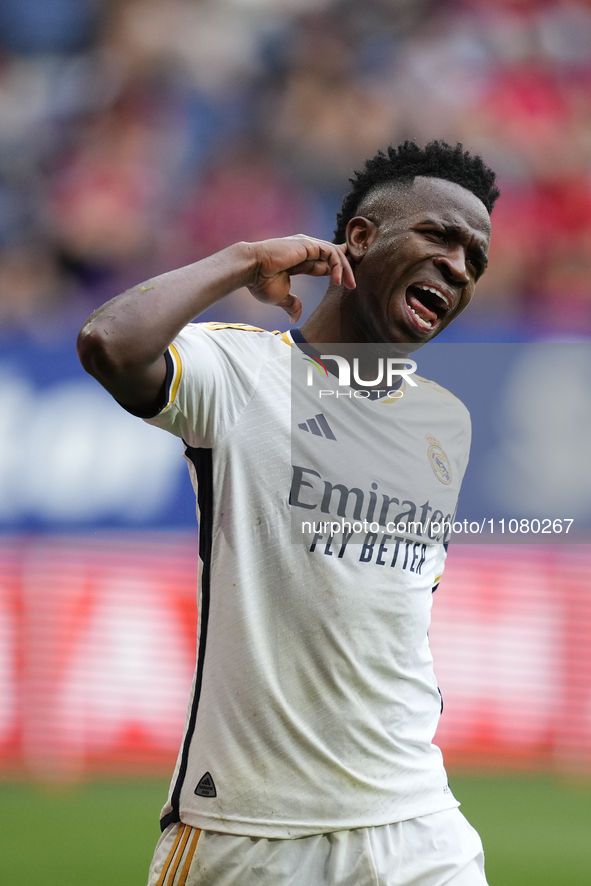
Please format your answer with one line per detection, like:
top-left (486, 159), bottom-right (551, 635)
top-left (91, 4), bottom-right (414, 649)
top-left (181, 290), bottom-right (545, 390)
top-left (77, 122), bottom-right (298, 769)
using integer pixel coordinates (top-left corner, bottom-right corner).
top-left (413, 375), bottom-right (470, 413)
top-left (176, 321), bottom-right (292, 363)
top-left (182, 321), bottom-right (289, 348)
top-left (410, 375), bottom-right (472, 440)
top-left (198, 321), bottom-right (277, 335)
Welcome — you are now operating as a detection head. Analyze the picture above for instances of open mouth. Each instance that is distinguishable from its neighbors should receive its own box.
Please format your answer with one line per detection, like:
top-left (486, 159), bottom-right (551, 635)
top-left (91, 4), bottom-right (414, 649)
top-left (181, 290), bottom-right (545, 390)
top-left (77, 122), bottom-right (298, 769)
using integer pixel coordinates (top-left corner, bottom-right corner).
top-left (405, 284), bottom-right (452, 332)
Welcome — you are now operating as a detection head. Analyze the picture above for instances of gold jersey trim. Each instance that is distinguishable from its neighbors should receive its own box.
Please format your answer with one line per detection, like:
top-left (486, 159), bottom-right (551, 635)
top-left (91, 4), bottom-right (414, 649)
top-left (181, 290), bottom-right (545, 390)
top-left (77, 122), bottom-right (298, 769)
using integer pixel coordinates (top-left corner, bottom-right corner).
top-left (202, 322), bottom-right (268, 333)
top-left (168, 343), bottom-right (182, 405)
top-left (158, 343), bottom-right (182, 414)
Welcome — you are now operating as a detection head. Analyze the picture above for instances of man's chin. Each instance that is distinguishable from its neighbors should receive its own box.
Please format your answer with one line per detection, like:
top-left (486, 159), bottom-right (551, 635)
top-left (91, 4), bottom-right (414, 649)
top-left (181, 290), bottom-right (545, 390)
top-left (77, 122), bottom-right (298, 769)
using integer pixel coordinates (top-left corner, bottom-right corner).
top-left (387, 314), bottom-right (441, 346)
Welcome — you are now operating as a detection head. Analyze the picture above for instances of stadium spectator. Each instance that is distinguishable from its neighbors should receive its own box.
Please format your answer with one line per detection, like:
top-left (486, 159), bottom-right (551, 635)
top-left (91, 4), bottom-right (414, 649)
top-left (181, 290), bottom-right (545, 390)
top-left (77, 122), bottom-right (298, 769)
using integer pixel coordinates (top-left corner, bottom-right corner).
top-left (1, 0), bottom-right (591, 337)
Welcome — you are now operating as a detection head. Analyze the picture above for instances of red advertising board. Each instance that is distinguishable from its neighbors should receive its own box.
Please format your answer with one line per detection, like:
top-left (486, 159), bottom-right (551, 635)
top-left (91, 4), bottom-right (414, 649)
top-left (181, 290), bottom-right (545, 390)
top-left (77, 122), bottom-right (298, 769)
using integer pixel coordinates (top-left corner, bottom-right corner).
top-left (0, 535), bottom-right (590, 778)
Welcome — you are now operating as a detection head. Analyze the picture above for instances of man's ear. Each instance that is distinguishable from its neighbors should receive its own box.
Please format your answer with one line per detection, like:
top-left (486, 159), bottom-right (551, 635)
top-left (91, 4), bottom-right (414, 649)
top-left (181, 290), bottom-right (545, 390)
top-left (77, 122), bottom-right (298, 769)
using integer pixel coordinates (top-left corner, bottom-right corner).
top-left (345, 217), bottom-right (378, 260)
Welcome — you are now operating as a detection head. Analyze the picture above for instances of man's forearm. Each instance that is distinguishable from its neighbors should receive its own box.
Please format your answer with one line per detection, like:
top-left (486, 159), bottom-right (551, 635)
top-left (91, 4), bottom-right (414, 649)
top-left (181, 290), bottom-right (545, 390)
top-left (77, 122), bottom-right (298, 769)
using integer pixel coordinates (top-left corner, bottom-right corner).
top-left (77, 243), bottom-right (256, 384)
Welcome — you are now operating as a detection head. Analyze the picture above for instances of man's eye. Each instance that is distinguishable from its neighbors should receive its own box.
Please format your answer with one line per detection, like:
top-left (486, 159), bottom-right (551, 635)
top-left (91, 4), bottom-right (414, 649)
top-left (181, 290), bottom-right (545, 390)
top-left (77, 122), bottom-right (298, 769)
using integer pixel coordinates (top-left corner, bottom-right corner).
top-left (425, 229), bottom-right (446, 242)
top-left (468, 256), bottom-right (485, 277)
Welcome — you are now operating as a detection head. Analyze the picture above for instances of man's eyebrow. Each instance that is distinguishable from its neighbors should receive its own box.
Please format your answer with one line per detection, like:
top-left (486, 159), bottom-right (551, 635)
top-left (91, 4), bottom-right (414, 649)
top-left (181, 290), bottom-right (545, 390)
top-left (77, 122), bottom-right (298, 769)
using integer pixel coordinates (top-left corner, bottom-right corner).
top-left (443, 223), bottom-right (489, 267)
top-left (417, 219), bottom-right (489, 267)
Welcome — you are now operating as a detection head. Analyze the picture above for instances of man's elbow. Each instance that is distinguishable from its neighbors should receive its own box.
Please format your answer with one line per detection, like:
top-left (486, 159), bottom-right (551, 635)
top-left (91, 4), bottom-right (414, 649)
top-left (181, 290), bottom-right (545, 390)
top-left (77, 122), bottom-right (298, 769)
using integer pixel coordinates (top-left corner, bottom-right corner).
top-left (77, 324), bottom-right (122, 384)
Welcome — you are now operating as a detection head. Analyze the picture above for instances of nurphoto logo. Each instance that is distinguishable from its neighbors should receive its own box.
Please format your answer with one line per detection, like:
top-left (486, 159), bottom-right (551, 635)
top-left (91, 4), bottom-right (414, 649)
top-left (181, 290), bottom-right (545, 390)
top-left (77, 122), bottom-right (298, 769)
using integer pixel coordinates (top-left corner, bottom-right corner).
top-left (303, 353), bottom-right (418, 399)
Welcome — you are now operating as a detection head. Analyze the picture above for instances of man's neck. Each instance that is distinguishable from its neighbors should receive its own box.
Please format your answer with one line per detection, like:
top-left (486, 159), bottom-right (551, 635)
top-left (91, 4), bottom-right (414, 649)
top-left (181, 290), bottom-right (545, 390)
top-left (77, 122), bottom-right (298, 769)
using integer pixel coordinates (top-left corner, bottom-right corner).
top-left (300, 284), bottom-right (362, 345)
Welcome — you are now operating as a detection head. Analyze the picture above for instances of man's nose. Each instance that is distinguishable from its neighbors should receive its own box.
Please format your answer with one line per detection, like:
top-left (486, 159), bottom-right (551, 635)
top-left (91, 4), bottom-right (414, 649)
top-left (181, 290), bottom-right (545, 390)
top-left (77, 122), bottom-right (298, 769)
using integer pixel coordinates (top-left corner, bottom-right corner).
top-left (434, 247), bottom-right (470, 285)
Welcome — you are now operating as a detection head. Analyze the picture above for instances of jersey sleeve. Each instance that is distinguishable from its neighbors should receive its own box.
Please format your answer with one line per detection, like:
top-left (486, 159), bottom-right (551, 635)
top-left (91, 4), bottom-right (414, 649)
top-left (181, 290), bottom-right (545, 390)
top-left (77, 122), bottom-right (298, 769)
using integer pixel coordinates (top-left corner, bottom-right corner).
top-left (144, 324), bottom-right (262, 448)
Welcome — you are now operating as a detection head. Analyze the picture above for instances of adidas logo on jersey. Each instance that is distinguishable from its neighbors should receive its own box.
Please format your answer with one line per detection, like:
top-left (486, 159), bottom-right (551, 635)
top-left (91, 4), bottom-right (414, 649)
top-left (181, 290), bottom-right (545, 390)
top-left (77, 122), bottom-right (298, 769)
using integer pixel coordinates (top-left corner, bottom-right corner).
top-left (297, 413), bottom-right (336, 440)
top-left (195, 772), bottom-right (217, 798)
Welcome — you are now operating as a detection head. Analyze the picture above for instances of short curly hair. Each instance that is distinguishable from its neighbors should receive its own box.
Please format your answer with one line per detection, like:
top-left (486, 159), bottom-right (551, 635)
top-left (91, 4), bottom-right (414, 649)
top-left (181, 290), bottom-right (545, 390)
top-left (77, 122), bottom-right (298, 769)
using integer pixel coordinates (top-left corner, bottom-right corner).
top-left (334, 140), bottom-right (499, 242)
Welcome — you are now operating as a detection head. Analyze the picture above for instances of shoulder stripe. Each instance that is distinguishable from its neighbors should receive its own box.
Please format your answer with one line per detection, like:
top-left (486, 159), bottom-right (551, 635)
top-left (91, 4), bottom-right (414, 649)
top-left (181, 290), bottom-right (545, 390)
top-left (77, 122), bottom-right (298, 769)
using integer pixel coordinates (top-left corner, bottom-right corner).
top-left (201, 322), bottom-right (268, 333)
top-left (200, 320), bottom-right (293, 346)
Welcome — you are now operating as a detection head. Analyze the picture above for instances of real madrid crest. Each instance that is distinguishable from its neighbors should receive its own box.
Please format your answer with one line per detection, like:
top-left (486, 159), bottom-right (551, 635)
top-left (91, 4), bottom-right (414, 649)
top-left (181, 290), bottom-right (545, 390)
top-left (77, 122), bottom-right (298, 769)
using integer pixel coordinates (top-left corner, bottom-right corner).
top-left (425, 433), bottom-right (452, 485)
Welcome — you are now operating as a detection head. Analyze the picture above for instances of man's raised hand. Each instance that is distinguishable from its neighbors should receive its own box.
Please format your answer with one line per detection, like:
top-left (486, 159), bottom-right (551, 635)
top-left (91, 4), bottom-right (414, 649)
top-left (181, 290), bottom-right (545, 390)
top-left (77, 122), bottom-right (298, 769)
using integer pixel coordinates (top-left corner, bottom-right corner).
top-left (244, 235), bottom-right (356, 323)
top-left (77, 234), bottom-right (356, 408)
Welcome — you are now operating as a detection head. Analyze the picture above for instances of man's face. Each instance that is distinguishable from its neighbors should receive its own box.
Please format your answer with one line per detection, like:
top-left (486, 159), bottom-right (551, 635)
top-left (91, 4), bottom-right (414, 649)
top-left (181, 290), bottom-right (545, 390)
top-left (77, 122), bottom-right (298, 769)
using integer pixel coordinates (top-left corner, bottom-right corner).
top-left (345, 176), bottom-right (491, 343)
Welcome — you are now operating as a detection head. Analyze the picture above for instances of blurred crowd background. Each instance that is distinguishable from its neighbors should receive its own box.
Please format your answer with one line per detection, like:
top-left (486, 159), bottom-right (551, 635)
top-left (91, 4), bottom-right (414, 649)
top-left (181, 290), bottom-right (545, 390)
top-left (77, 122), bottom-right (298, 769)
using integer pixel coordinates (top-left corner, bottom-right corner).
top-left (1, 0), bottom-right (591, 341)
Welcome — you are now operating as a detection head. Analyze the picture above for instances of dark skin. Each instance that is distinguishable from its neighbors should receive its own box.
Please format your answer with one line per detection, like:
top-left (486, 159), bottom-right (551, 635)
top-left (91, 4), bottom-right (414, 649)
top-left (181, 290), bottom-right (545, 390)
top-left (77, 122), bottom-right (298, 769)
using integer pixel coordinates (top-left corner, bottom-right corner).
top-left (303, 177), bottom-right (490, 344)
top-left (77, 176), bottom-right (490, 411)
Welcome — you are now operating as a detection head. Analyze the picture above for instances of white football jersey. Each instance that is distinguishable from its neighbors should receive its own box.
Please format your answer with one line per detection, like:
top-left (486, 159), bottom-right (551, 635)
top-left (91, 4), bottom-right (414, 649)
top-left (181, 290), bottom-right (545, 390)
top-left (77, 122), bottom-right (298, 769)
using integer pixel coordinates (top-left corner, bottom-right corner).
top-left (145, 323), bottom-right (471, 839)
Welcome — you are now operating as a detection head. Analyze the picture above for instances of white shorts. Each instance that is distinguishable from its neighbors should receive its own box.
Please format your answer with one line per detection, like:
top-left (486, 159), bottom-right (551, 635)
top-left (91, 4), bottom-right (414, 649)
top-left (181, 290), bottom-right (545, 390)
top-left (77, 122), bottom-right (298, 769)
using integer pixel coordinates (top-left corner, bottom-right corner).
top-left (147, 808), bottom-right (488, 886)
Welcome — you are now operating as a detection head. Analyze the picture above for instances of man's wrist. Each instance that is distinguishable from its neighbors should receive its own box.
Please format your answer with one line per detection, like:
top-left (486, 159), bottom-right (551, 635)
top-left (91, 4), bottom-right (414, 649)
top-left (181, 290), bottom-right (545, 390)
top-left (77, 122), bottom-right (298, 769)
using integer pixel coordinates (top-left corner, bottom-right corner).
top-left (227, 240), bottom-right (261, 290)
